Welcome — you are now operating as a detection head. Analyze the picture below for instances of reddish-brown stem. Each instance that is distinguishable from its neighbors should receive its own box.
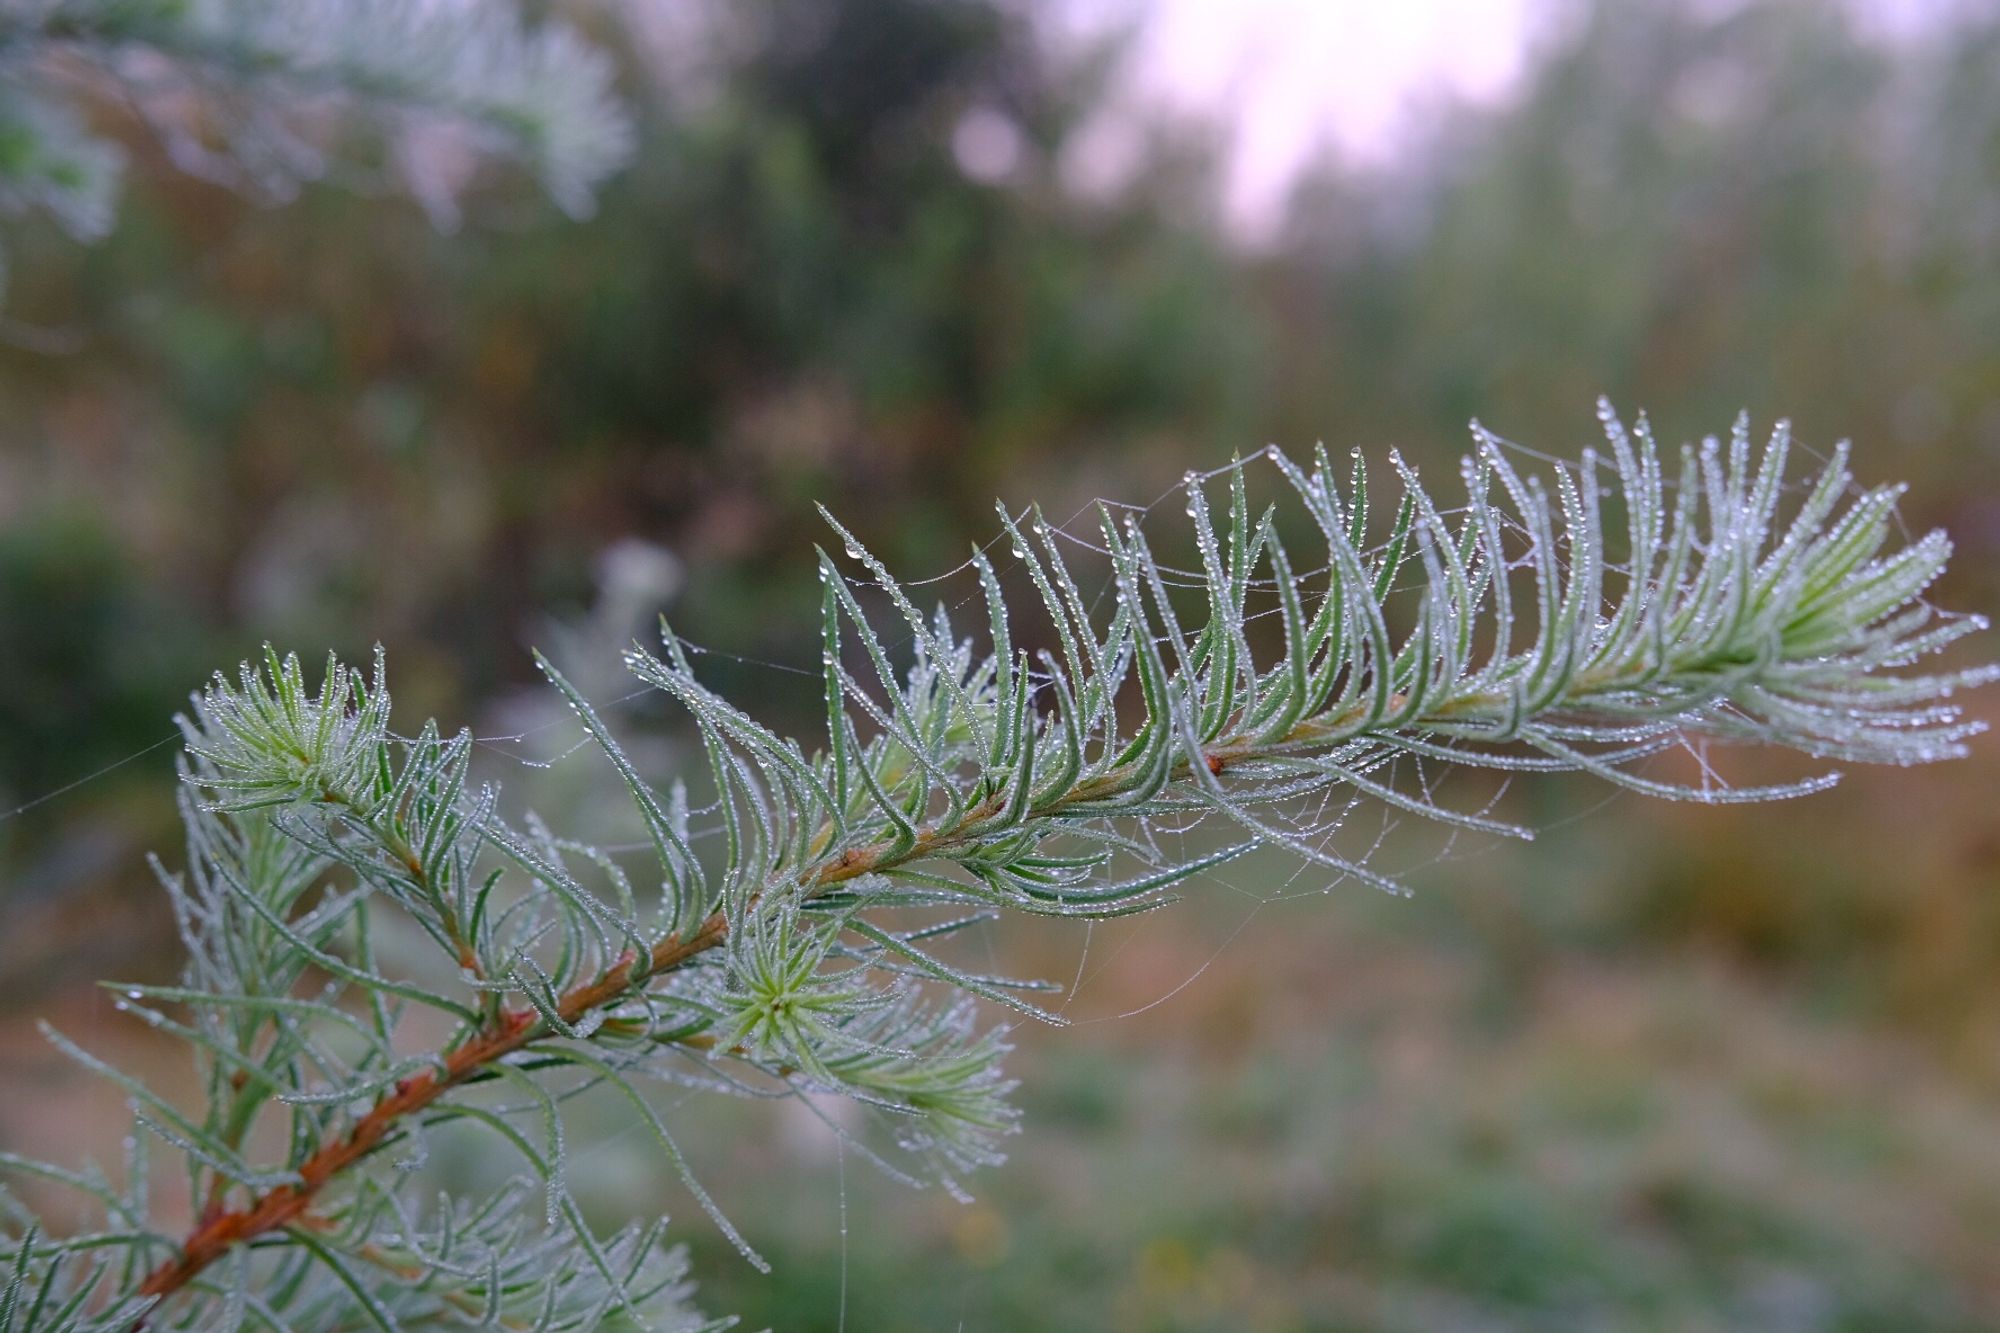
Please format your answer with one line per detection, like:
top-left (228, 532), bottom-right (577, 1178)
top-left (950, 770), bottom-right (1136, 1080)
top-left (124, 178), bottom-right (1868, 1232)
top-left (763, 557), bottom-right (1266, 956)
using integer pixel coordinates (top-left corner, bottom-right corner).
top-left (133, 699), bottom-right (1478, 1317)
top-left (132, 913), bottom-right (730, 1316)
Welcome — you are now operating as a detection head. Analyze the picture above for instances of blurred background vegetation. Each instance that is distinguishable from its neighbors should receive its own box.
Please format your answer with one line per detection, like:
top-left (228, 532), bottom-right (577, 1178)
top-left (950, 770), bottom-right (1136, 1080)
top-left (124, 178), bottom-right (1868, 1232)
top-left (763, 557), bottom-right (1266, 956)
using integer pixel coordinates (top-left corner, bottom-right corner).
top-left (2, 0), bottom-right (1998, 1327)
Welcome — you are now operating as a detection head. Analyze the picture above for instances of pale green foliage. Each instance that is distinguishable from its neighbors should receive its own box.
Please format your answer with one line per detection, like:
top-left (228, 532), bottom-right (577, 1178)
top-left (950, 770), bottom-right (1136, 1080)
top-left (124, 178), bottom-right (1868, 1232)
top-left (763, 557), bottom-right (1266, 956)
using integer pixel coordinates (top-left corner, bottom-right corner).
top-left (186, 647), bottom-right (392, 810)
top-left (0, 408), bottom-right (1991, 1328)
top-left (0, 86), bottom-right (122, 241)
top-left (0, 0), bottom-right (632, 295)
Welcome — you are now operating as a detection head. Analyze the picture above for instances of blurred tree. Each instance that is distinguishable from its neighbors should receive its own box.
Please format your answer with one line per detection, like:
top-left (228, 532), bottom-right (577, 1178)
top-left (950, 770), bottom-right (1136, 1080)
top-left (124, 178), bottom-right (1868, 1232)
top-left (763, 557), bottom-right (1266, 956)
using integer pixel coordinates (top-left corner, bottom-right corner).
top-left (0, 0), bottom-right (1270, 989)
top-left (1271, 0), bottom-right (2000, 547)
top-left (0, 0), bottom-right (631, 297)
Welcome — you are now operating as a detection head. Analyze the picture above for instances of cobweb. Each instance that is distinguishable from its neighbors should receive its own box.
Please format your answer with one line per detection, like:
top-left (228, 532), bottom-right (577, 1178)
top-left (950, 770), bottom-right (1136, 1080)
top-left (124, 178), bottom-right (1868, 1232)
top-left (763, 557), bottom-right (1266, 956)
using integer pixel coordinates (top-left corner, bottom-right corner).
top-left (0, 423), bottom-right (1949, 1036)
top-left (0, 419), bottom-right (1973, 1327)
top-left (502, 420), bottom-right (1972, 1043)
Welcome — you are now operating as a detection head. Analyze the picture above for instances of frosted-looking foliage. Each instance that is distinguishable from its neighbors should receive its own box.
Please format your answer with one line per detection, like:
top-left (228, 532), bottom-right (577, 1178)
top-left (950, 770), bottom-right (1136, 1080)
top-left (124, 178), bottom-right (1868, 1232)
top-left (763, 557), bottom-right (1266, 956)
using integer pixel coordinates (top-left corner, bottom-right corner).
top-left (0, 408), bottom-right (1990, 1328)
top-left (0, 0), bottom-right (633, 295)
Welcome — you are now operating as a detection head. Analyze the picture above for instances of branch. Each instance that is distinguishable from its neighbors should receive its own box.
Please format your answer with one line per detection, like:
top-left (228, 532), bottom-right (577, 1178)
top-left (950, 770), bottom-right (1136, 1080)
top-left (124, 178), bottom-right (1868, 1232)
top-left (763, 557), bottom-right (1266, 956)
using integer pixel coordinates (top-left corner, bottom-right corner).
top-left (60, 407), bottom-right (1993, 1324)
top-left (132, 913), bottom-right (730, 1312)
